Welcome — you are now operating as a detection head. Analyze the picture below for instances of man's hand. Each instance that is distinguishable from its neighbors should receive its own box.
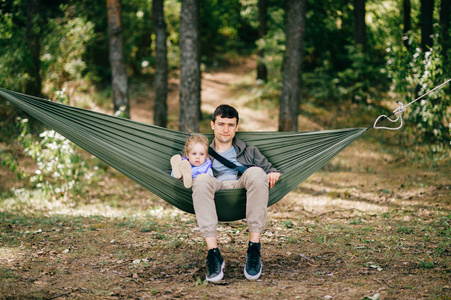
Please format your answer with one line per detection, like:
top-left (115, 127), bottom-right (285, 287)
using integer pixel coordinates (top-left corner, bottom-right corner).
top-left (268, 172), bottom-right (281, 189)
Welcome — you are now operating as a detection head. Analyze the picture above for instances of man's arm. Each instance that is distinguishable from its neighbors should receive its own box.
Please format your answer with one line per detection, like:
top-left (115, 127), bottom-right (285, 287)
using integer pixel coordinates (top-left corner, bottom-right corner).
top-left (250, 146), bottom-right (281, 188)
top-left (249, 146), bottom-right (279, 174)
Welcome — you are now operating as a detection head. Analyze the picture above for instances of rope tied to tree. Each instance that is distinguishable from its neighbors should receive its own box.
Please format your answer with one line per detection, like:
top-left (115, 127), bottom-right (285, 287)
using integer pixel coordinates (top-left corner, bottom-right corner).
top-left (370, 78), bottom-right (451, 131)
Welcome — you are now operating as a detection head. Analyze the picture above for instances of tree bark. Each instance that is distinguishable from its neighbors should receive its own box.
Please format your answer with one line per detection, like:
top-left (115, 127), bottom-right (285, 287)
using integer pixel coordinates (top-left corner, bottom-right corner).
top-left (403, 0), bottom-right (411, 48)
top-left (179, 0), bottom-right (201, 132)
top-left (257, 0), bottom-right (268, 82)
top-left (152, 0), bottom-right (168, 127)
top-left (107, 0), bottom-right (130, 118)
top-left (420, 0), bottom-right (435, 52)
top-left (278, 0), bottom-right (306, 132)
top-left (25, 0), bottom-right (42, 97)
top-left (440, 0), bottom-right (450, 62)
top-left (353, 0), bottom-right (366, 49)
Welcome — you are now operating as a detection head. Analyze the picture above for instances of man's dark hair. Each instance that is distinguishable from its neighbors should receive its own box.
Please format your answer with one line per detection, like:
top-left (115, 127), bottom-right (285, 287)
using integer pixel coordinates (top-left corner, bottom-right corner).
top-left (212, 104), bottom-right (239, 123)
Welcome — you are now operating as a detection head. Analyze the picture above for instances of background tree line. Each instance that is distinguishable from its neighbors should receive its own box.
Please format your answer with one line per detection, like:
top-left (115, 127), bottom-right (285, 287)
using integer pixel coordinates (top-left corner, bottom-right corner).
top-left (0, 0), bottom-right (449, 145)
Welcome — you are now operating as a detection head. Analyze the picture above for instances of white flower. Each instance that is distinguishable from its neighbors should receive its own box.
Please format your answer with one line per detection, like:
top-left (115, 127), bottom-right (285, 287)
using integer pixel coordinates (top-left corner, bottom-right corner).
top-left (141, 60), bottom-right (149, 68)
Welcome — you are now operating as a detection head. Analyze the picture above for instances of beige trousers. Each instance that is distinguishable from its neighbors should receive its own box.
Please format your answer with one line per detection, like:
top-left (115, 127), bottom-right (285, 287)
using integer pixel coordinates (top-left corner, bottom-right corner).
top-left (192, 167), bottom-right (269, 238)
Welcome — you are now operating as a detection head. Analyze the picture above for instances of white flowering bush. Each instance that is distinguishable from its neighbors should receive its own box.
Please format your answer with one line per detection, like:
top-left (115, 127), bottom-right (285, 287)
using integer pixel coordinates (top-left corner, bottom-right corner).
top-left (386, 33), bottom-right (450, 146)
top-left (15, 117), bottom-right (97, 197)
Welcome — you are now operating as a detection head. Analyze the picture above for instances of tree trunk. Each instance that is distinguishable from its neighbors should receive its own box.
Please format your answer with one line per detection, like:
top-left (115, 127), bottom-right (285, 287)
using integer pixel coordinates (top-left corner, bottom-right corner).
top-left (107, 0), bottom-right (130, 118)
top-left (420, 0), bottom-right (435, 52)
top-left (403, 0), bottom-right (411, 48)
top-left (179, 0), bottom-right (200, 132)
top-left (152, 0), bottom-right (168, 127)
top-left (257, 0), bottom-right (268, 82)
top-left (353, 0), bottom-right (366, 49)
top-left (278, 0), bottom-right (306, 132)
top-left (440, 0), bottom-right (450, 63)
top-left (25, 0), bottom-right (42, 97)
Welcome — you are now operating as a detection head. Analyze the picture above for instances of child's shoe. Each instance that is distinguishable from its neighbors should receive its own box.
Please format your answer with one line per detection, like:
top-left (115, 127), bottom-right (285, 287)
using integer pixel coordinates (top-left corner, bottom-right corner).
top-left (170, 155), bottom-right (183, 179)
top-left (179, 160), bottom-right (193, 188)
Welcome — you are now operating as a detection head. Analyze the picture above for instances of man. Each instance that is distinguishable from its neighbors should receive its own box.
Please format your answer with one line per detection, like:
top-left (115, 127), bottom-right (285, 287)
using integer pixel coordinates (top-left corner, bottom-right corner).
top-left (192, 104), bottom-right (281, 282)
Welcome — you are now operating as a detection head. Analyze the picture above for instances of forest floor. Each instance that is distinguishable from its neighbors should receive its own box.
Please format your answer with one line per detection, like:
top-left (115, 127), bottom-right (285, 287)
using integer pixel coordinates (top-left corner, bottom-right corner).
top-left (1, 58), bottom-right (451, 300)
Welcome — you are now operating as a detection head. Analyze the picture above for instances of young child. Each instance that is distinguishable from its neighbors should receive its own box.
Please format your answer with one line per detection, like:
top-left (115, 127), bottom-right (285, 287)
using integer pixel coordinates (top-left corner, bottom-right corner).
top-left (170, 134), bottom-right (213, 188)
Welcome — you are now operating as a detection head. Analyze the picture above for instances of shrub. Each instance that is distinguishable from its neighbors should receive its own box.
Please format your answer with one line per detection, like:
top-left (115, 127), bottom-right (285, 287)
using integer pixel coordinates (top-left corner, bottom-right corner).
top-left (1, 90), bottom-right (102, 199)
top-left (386, 33), bottom-right (451, 146)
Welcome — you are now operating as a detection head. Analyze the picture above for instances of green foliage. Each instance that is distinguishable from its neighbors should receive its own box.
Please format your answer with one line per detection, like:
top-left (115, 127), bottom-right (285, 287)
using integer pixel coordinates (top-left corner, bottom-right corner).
top-left (281, 220), bottom-right (293, 228)
top-left (386, 33), bottom-right (451, 146)
top-left (418, 259), bottom-right (434, 269)
top-left (0, 150), bottom-right (24, 181)
top-left (42, 9), bottom-right (96, 92)
top-left (15, 118), bottom-right (96, 196)
top-left (163, 0), bottom-right (182, 71)
top-left (303, 0), bottom-right (354, 71)
top-left (302, 45), bottom-right (388, 104)
top-left (0, 8), bottom-right (13, 39)
top-left (256, 5), bottom-right (286, 83)
top-left (122, 0), bottom-right (153, 76)
top-left (256, 0), bottom-right (390, 106)
top-left (350, 217), bottom-right (363, 225)
top-left (0, 0), bottom-right (65, 93)
top-left (114, 105), bottom-right (129, 118)
top-left (199, 0), bottom-right (259, 67)
top-left (397, 226), bottom-right (415, 234)
top-left (0, 2), bottom-right (32, 92)
top-left (0, 99), bottom-right (20, 142)
top-left (365, 1), bottom-right (403, 49)
top-left (1, 91), bottom-right (102, 198)
top-left (245, 3), bottom-right (286, 101)
top-left (335, 45), bottom-right (388, 103)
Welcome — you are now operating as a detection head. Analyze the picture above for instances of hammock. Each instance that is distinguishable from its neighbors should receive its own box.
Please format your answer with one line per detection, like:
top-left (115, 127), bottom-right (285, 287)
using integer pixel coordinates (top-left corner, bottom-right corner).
top-left (0, 88), bottom-right (367, 221)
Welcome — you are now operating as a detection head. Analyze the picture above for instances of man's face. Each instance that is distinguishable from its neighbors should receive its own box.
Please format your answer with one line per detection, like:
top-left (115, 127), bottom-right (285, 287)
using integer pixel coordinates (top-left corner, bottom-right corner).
top-left (211, 116), bottom-right (239, 144)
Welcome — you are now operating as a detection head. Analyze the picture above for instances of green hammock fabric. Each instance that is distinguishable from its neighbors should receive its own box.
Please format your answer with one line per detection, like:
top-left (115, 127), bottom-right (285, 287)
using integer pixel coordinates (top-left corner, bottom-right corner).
top-left (0, 88), bottom-right (367, 221)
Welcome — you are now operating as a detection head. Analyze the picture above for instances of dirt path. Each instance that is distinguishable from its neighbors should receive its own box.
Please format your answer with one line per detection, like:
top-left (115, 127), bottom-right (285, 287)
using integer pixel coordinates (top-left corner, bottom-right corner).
top-left (130, 58), bottom-right (278, 132)
top-left (200, 59), bottom-right (278, 131)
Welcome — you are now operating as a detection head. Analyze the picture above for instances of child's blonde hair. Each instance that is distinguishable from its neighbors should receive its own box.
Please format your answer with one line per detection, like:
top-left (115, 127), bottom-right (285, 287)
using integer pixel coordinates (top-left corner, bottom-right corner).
top-left (184, 134), bottom-right (209, 156)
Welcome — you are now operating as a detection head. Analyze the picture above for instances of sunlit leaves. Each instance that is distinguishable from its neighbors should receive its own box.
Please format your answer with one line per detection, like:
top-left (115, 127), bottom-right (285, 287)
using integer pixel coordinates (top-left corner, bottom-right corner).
top-left (0, 11), bottom-right (12, 39)
top-left (42, 13), bottom-right (95, 91)
top-left (386, 32), bottom-right (451, 146)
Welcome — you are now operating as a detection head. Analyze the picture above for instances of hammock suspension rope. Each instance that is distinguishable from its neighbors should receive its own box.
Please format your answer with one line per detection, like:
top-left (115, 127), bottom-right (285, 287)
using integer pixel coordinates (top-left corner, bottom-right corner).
top-left (373, 101), bottom-right (404, 130)
top-left (371, 78), bottom-right (451, 130)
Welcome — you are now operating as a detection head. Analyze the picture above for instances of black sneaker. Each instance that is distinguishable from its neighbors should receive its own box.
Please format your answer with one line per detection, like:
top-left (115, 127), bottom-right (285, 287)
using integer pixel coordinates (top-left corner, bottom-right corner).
top-left (206, 248), bottom-right (225, 282)
top-left (244, 242), bottom-right (262, 280)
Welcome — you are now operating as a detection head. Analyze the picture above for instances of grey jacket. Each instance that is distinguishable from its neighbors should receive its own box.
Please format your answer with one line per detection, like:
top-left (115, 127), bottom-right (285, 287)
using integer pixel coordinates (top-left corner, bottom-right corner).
top-left (209, 137), bottom-right (279, 176)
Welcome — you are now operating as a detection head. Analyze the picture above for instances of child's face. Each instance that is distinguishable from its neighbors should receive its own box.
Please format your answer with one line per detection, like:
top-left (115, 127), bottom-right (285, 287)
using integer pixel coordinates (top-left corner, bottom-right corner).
top-left (187, 143), bottom-right (208, 167)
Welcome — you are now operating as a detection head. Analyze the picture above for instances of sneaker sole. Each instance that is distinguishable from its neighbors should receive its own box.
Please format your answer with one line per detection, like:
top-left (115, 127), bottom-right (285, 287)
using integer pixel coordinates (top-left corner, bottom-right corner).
top-left (206, 261), bottom-right (225, 282)
top-left (170, 155), bottom-right (182, 179)
top-left (244, 263), bottom-right (262, 280)
top-left (180, 160), bottom-right (193, 188)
